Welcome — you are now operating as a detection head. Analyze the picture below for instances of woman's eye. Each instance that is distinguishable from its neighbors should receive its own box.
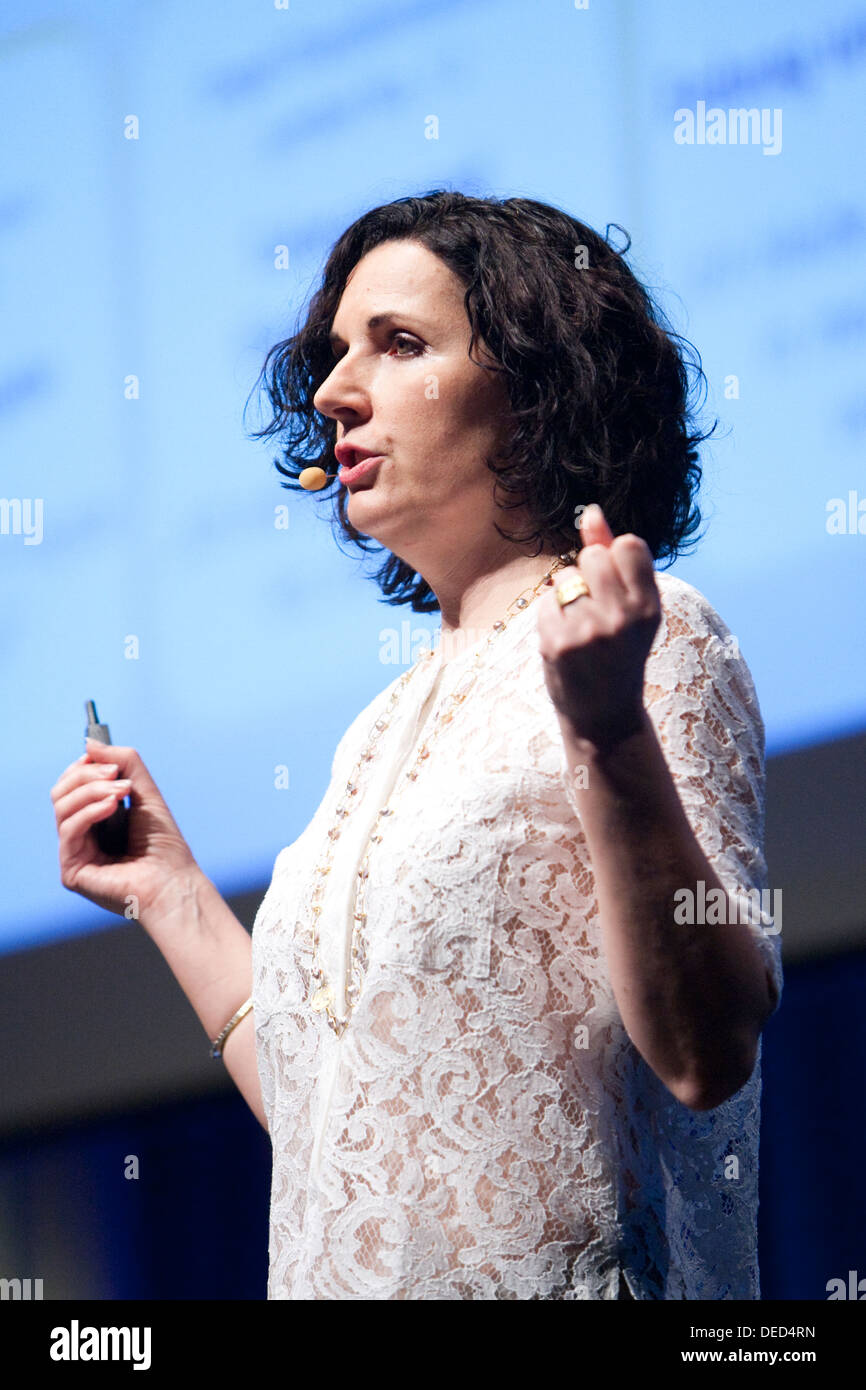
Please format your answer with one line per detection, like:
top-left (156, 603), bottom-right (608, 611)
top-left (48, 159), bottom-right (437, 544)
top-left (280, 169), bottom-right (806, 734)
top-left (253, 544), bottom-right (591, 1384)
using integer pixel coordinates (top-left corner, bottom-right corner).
top-left (389, 333), bottom-right (421, 357)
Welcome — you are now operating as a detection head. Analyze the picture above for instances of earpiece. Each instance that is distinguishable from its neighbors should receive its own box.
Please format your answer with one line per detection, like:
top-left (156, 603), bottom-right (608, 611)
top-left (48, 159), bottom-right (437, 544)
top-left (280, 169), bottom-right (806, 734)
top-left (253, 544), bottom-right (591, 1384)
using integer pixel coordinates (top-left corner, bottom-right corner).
top-left (299, 468), bottom-right (336, 491)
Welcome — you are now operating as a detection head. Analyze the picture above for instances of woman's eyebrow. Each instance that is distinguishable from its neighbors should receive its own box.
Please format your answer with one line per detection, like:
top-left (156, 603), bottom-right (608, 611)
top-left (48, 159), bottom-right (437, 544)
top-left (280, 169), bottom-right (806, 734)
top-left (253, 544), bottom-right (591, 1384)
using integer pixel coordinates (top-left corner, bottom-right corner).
top-left (328, 310), bottom-right (428, 349)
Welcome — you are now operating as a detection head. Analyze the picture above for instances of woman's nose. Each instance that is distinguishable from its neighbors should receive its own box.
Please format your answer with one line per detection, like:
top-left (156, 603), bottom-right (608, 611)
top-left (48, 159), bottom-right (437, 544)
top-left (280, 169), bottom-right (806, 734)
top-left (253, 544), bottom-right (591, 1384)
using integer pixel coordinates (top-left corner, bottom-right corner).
top-left (314, 357), bottom-right (366, 418)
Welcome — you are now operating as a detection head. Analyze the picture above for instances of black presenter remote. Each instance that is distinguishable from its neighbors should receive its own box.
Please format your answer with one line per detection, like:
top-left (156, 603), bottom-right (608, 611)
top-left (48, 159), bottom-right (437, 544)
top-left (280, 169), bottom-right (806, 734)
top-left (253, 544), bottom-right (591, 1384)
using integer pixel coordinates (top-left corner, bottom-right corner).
top-left (84, 700), bottom-right (130, 856)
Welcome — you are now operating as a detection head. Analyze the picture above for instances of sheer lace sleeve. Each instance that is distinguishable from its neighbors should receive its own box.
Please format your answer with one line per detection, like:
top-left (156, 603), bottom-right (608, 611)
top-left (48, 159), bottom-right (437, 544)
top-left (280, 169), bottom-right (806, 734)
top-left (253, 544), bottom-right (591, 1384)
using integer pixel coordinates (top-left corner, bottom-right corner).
top-left (639, 575), bottom-right (782, 1012)
top-left (551, 573), bottom-right (782, 1299)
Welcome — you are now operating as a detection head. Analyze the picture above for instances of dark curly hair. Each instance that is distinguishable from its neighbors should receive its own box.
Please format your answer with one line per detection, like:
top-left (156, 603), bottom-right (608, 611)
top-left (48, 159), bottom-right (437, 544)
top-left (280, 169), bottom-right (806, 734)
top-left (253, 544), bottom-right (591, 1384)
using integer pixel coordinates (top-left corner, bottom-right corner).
top-left (246, 189), bottom-right (713, 612)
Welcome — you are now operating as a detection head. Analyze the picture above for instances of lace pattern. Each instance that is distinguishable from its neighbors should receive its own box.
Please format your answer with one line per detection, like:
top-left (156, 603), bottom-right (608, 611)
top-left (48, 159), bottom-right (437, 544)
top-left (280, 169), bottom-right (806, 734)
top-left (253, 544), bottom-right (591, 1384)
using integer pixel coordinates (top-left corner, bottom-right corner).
top-left (252, 572), bottom-right (782, 1299)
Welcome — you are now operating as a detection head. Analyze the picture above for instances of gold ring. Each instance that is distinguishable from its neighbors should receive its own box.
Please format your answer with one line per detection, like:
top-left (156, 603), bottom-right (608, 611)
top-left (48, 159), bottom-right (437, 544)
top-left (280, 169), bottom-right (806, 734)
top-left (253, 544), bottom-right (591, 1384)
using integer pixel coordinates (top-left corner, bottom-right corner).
top-left (555, 575), bottom-right (591, 608)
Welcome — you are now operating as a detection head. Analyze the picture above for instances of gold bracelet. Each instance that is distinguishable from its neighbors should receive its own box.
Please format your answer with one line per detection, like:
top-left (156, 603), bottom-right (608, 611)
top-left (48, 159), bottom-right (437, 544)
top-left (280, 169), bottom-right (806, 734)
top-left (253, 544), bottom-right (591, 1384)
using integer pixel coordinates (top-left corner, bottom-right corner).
top-left (210, 997), bottom-right (253, 1060)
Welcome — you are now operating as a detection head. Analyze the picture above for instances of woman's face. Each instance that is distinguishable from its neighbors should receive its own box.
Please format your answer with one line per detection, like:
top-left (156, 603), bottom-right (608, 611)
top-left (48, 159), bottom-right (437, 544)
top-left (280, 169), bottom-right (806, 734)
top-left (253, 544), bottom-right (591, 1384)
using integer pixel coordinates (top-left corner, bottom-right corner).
top-left (313, 238), bottom-right (514, 565)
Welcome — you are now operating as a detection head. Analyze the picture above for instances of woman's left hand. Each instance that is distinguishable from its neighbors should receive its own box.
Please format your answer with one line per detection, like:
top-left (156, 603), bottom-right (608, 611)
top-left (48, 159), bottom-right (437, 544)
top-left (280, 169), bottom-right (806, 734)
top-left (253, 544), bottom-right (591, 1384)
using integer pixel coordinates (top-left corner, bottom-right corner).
top-left (537, 504), bottom-right (662, 750)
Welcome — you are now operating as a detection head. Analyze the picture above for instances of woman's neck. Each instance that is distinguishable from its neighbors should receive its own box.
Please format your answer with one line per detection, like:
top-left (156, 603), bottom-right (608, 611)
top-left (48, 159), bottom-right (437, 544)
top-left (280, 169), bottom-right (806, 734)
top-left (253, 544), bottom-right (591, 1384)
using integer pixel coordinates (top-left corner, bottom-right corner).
top-left (431, 545), bottom-right (569, 663)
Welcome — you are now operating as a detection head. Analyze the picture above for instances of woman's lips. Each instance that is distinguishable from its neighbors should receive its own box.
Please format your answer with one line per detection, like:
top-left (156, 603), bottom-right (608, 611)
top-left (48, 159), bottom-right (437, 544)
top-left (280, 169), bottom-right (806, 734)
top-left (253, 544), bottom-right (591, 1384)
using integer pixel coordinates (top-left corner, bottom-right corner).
top-left (338, 454), bottom-right (384, 487)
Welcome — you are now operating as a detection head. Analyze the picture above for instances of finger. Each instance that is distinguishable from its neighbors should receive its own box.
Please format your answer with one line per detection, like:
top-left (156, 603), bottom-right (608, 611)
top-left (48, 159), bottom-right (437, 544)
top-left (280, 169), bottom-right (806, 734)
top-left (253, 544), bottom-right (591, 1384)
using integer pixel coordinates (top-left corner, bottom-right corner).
top-left (607, 533), bottom-right (658, 608)
top-left (84, 737), bottom-right (128, 761)
top-left (83, 741), bottom-right (159, 797)
top-left (576, 544), bottom-right (629, 607)
top-left (52, 760), bottom-right (121, 804)
top-left (537, 570), bottom-right (598, 651)
top-left (54, 775), bottom-right (130, 831)
top-left (539, 592), bottom-right (592, 656)
top-left (579, 503), bottom-right (615, 548)
top-left (59, 790), bottom-right (129, 867)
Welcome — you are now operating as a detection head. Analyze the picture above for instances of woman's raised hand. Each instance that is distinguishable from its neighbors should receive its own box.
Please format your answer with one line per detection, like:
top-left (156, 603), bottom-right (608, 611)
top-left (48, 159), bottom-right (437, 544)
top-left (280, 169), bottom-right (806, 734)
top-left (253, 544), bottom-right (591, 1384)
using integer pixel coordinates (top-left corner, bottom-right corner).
top-left (50, 738), bottom-right (199, 923)
top-left (537, 503), bottom-right (661, 751)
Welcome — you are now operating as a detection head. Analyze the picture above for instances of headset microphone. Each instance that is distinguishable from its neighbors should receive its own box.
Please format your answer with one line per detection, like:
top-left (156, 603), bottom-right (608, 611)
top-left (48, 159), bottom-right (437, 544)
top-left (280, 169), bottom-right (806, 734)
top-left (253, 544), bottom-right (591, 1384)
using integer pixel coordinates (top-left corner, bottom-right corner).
top-left (298, 467), bottom-right (337, 490)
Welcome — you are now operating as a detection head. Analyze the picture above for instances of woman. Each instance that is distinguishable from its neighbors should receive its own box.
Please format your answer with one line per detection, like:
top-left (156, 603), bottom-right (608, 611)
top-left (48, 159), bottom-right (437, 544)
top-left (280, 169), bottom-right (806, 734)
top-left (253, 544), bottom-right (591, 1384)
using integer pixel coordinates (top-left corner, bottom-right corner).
top-left (51, 191), bottom-right (782, 1300)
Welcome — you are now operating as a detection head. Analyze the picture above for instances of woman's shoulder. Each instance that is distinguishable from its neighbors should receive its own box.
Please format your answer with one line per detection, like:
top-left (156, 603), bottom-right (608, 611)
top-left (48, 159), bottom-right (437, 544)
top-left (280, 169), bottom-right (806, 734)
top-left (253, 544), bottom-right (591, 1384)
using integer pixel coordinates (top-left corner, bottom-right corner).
top-left (649, 569), bottom-right (749, 671)
top-left (652, 569), bottom-right (735, 638)
top-left (647, 569), bottom-right (765, 738)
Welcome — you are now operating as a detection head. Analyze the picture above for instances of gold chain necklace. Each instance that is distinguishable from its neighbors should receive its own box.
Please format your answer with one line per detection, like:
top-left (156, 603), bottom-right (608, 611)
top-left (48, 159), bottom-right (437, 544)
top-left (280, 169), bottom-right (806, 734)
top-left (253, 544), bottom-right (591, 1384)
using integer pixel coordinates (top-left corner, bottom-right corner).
top-left (307, 549), bottom-right (578, 1038)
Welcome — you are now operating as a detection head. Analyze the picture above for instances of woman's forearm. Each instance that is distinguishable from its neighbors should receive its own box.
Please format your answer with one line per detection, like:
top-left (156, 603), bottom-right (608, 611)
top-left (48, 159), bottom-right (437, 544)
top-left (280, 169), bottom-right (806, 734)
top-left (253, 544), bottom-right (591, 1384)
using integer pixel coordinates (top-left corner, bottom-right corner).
top-left (139, 869), bottom-right (268, 1132)
top-left (559, 707), bottom-right (775, 1111)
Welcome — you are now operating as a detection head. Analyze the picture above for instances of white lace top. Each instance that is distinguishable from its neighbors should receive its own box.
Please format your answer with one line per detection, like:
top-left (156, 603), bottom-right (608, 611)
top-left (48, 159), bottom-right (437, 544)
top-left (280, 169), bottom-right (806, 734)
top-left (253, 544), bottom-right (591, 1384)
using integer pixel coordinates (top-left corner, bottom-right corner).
top-left (251, 571), bottom-right (783, 1300)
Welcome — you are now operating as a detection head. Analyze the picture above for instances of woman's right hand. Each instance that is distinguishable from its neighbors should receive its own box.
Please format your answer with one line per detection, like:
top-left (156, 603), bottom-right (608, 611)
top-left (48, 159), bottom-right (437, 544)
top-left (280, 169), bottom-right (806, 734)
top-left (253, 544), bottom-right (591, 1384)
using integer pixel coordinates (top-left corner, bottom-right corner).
top-left (50, 739), bottom-right (199, 923)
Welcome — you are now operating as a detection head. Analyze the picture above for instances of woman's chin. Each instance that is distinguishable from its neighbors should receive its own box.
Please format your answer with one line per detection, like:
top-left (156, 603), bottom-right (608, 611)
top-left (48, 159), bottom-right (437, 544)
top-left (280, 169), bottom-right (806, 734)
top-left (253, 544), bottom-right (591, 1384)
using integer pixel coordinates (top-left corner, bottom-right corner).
top-left (345, 491), bottom-right (395, 541)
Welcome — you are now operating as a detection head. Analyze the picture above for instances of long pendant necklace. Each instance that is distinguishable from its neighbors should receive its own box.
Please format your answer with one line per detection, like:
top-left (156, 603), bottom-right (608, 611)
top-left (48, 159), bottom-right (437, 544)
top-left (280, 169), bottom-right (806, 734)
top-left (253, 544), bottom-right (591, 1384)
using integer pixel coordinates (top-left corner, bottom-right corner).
top-left (307, 549), bottom-right (578, 1038)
